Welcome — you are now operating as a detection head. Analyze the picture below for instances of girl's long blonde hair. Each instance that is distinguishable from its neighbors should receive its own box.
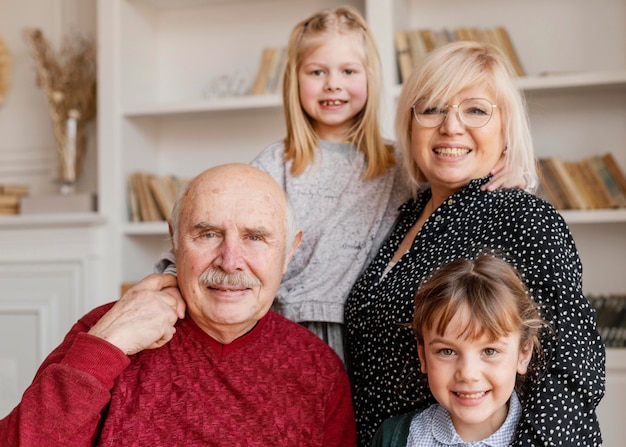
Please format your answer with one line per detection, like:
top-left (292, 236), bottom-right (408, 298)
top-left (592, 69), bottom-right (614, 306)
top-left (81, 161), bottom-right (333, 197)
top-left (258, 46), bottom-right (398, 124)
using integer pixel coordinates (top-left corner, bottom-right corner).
top-left (282, 6), bottom-right (394, 178)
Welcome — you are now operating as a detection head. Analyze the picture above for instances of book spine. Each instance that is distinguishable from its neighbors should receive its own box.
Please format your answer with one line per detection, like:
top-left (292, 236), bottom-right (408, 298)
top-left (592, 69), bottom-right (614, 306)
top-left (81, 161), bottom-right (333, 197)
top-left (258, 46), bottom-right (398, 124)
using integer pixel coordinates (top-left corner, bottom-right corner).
top-left (394, 30), bottom-right (413, 84)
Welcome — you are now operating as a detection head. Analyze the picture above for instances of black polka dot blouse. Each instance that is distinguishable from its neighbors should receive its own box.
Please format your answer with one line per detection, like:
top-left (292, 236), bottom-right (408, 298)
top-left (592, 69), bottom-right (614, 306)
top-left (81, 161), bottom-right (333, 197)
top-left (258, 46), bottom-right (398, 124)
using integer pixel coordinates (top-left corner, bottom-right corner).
top-left (345, 176), bottom-right (605, 447)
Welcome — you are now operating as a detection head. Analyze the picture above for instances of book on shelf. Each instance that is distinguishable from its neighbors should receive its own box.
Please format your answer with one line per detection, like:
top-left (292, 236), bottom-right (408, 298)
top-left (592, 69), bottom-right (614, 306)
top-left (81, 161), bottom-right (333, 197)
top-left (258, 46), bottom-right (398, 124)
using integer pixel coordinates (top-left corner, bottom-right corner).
top-left (129, 172), bottom-right (162, 222)
top-left (0, 205), bottom-right (19, 215)
top-left (127, 176), bottom-right (140, 222)
top-left (491, 26), bottom-right (525, 77)
top-left (433, 28), bottom-right (453, 48)
top-left (563, 160), bottom-right (597, 210)
top-left (394, 30), bottom-right (414, 84)
top-left (537, 158), bottom-right (567, 210)
top-left (454, 26), bottom-right (478, 42)
top-left (419, 29), bottom-right (437, 53)
top-left (548, 157), bottom-right (589, 210)
top-left (128, 172), bottom-right (190, 223)
top-left (589, 154), bottom-right (626, 207)
top-left (0, 183), bottom-right (30, 215)
top-left (250, 47), bottom-right (275, 95)
top-left (393, 26), bottom-right (524, 84)
top-left (407, 30), bottom-right (428, 73)
top-left (602, 152), bottom-right (626, 194)
top-left (0, 184), bottom-right (30, 196)
top-left (537, 154), bottom-right (626, 210)
top-left (579, 158), bottom-right (618, 209)
top-left (148, 174), bottom-right (175, 221)
top-left (0, 194), bottom-right (20, 208)
top-left (250, 47), bottom-right (286, 96)
top-left (265, 47), bottom-right (287, 94)
top-left (588, 294), bottom-right (626, 348)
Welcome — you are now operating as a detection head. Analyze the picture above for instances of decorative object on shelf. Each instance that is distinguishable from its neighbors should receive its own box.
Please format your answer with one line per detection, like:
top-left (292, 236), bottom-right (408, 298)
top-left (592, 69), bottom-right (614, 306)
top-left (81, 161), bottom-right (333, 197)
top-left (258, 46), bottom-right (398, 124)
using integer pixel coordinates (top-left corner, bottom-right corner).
top-left (202, 69), bottom-right (251, 99)
top-left (0, 35), bottom-right (10, 106)
top-left (23, 28), bottom-right (97, 195)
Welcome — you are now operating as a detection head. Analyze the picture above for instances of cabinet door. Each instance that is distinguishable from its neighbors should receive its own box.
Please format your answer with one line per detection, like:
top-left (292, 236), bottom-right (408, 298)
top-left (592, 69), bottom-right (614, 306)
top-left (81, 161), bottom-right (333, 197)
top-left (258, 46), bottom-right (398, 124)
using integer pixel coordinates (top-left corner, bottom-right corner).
top-left (597, 349), bottom-right (626, 446)
top-left (0, 261), bottom-right (82, 417)
top-left (0, 224), bottom-right (108, 418)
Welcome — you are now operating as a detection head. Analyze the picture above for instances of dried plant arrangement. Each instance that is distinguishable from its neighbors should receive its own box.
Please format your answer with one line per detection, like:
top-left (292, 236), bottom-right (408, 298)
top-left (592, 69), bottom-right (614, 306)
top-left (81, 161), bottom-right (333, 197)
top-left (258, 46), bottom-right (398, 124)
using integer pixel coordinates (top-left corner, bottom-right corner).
top-left (24, 28), bottom-right (97, 190)
top-left (0, 35), bottom-right (10, 106)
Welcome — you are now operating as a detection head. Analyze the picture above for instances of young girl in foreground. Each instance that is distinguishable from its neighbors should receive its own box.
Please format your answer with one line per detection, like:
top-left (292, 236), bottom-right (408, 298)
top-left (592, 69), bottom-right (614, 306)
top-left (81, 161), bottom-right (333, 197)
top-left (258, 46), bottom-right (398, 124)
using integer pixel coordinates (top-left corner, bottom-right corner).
top-left (372, 254), bottom-right (546, 446)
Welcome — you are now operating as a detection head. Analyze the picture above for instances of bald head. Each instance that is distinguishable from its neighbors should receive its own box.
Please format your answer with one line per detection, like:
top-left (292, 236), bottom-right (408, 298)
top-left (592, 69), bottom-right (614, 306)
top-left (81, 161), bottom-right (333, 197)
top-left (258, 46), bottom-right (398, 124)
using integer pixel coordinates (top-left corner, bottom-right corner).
top-left (170, 163), bottom-right (297, 255)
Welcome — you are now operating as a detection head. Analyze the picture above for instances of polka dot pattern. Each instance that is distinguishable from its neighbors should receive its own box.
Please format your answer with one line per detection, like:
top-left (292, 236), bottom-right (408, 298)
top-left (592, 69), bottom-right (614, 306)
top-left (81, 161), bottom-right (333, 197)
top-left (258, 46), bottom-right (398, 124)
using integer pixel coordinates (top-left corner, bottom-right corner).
top-left (345, 177), bottom-right (605, 446)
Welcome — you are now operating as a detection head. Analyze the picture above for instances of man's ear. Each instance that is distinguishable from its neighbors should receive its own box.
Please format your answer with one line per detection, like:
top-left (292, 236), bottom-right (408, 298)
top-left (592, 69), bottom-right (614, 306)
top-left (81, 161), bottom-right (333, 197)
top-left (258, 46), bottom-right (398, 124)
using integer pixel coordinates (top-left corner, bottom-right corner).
top-left (168, 221), bottom-right (175, 250)
top-left (283, 229), bottom-right (303, 273)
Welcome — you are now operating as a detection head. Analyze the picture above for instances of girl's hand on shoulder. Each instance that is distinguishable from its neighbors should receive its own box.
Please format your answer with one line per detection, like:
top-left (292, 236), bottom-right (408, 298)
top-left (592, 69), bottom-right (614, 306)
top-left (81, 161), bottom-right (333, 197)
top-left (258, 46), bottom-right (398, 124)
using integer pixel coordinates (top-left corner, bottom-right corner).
top-left (481, 159), bottom-right (527, 191)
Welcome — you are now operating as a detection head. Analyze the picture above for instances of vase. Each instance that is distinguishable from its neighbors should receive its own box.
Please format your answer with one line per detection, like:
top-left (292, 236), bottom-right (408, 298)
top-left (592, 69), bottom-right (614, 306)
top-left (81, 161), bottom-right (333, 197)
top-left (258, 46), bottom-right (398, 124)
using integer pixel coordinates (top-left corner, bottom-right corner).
top-left (57, 110), bottom-right (85, 195)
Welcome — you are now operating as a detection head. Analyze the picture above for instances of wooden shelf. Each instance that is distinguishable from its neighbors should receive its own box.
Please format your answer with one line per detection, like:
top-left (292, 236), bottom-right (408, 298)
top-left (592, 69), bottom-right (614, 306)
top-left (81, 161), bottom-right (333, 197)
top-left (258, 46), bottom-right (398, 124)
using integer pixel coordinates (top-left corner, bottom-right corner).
top-left (126, 0), bottom-right (237, 9)
top-left (560, 209), bottom-right (626, 224)
top-left (0, 212), bottom-right (106, 230)
top-left (518, 69), bottom-right (626, 92)
top-left (124, 94), bottom-right (282, 118)
top-left (126, 69), bottom-right (626, 118)
top-left (122, 209), bottom-right (626, 237)
top-left (124, 221), bottom-right (169, 235)
top-left (390, 69), bottom-right (626, 99)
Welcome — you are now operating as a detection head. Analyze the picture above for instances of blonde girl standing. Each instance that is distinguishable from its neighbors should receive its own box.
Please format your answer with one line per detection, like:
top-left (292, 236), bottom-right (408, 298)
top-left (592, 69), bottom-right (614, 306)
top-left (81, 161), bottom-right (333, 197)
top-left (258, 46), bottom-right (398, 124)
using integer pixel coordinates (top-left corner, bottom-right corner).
top-left (250, 7), bottom-right (411, 361)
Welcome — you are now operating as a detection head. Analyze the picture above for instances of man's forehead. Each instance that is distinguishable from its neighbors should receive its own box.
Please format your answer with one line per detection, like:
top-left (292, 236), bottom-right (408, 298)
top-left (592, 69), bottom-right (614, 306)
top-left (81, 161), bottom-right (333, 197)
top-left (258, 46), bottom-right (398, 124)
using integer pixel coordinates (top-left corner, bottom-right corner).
top-left (186, 200), bottom-right (283, 230)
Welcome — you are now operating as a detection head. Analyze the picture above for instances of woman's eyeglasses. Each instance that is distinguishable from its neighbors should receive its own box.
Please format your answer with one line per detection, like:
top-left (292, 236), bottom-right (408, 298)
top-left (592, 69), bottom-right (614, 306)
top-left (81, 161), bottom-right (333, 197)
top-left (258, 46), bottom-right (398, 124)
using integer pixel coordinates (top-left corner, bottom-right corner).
top-left (412, 98), bottom-right (497, 128)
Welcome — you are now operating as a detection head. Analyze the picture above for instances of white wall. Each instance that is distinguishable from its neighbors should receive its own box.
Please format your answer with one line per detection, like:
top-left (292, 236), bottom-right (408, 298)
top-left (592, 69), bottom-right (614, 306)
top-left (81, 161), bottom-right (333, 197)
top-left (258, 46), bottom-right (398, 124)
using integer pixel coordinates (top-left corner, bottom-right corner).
top-left (0, 0), bottom-right (99, 419)
top-left (0, 0), bottom-right (96, 196)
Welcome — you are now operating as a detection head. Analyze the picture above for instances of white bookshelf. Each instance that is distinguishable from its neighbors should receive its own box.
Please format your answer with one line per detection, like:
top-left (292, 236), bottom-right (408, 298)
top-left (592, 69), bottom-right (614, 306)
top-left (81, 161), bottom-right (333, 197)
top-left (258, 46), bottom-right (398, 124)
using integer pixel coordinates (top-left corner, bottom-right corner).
top-left (97, 1), bottom-right (626, 440)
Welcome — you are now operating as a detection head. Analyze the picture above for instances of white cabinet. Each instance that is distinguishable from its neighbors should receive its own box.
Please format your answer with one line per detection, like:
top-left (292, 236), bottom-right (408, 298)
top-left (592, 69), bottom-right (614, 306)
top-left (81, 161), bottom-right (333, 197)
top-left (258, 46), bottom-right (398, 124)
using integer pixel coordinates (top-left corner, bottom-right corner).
top-left (597, 349), bottom-right (626, 446)
top-left (0, 216), bottom-right (107, 418)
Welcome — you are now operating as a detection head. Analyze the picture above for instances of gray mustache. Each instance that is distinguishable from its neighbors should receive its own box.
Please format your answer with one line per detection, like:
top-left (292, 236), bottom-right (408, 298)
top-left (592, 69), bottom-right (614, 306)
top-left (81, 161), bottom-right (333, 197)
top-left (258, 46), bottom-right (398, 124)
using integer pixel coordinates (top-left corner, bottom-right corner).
top-left (199, 269), bottom-right (261, 288)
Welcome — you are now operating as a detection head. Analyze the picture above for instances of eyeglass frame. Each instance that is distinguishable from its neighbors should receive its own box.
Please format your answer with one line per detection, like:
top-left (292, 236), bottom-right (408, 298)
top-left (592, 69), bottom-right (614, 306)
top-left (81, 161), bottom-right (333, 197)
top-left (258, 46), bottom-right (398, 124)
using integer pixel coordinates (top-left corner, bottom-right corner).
top-left (411, 98), bottom-right (498, 129)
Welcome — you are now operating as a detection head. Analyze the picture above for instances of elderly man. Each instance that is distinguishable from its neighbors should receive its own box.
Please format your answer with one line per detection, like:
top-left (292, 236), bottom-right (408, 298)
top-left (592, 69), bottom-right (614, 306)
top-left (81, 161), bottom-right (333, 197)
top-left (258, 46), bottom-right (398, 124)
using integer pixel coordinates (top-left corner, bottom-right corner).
top-left (0, 163), bottom-right (356, 446)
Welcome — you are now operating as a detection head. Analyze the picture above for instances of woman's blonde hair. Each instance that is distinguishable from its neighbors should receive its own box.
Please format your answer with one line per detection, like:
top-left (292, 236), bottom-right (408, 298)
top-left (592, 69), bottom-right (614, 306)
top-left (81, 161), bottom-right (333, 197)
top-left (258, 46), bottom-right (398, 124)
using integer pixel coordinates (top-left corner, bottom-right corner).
top-left (395, 40), bottom-right (538, 192)
top-left (282, 6), bottom-right (394, 178)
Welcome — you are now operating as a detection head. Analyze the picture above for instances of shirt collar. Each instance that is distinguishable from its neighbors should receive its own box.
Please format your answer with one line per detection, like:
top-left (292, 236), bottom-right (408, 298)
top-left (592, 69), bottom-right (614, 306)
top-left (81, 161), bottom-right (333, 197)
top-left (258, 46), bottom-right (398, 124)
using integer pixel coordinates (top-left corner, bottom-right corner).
top-left (431, 391), bottom-right (521, 446)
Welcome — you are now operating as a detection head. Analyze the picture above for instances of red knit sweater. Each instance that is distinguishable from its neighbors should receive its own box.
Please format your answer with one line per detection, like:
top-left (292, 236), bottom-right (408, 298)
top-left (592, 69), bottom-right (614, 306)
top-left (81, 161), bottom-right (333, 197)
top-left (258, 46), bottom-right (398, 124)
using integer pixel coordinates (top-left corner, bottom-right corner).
top-left (0, 303), bottom-right (356, 446)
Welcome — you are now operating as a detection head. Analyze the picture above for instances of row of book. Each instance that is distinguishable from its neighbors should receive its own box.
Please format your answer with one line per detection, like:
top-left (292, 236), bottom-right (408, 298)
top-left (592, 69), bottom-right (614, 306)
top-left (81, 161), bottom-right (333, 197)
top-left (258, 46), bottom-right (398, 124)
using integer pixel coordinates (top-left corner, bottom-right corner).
top-left (0, 184), bottom-right (30, 215)
top-left (588, 294), bottom-right (626, 348)
top-left (537, 153), bottom-right (626, 210)
top-left (394, 26), bottom-right (524, 84)
top-left (127, 172), bottom-right (190, 222)
top-left (249, 47), bottom-right (287, 96)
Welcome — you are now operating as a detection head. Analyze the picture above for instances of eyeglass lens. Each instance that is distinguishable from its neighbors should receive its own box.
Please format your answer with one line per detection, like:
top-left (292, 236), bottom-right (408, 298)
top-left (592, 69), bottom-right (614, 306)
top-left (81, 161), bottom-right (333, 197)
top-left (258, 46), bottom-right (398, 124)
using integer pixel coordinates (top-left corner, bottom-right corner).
top-left (412, 98), bottom-right (495, 128)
